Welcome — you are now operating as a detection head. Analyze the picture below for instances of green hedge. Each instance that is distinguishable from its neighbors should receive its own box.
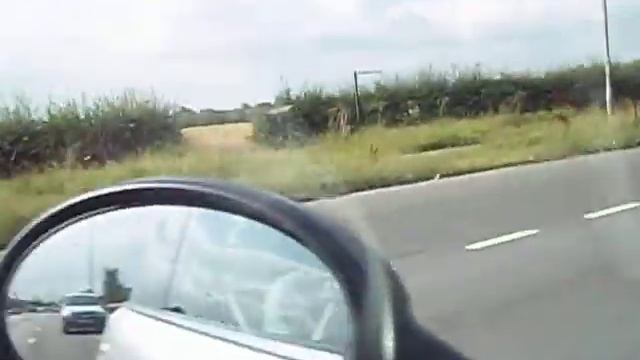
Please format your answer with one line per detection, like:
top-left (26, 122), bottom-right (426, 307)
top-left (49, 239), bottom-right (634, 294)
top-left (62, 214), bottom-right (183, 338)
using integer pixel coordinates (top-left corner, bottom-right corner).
top-left (253, 88), bottom-right (338, 147)
top-left (0, 93), bottom-right (180, 177)
top-left (173, 108), bottom-right (249, 129)
top-left (254, 60), bottom-right (640, 145)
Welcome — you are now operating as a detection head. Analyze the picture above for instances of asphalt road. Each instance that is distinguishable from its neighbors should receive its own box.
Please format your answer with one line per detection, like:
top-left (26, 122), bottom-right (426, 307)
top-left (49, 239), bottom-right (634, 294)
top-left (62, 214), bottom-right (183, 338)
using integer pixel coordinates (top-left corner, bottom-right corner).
top-left (7, 313), bottom-right (101, 360)
top-left (311, 147), bottom-right (640, 360)
top-left (7, 148), bottom-right (640, 360)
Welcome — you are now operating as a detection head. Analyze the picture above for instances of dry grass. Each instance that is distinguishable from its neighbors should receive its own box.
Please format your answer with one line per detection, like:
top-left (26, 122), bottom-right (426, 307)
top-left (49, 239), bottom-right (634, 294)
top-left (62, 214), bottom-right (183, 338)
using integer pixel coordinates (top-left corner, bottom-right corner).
top-left (1, 109), bottom-right (639, 246)
top-left (181, 122), bottom-right (255, 151)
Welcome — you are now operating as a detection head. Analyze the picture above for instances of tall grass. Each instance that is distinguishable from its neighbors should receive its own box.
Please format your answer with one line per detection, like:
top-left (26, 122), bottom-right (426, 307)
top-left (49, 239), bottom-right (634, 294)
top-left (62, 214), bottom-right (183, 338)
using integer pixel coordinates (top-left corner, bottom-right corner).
top-left (2, 108), bottom-right (639, 246)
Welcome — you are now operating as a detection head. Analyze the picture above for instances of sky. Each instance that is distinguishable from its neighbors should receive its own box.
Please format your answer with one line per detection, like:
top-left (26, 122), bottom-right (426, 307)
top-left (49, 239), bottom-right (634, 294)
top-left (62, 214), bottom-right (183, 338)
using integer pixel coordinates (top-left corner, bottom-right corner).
top-left (1, 0), bottom-right (640, 109)
top-left (9, 206), bottom-right (337, 302)
top-left (8, 206), bottom-right (348, 338)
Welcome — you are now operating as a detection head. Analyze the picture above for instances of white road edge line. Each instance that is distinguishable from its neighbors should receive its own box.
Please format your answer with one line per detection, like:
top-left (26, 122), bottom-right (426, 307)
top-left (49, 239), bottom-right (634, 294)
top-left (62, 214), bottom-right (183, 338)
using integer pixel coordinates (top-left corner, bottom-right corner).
top-left (584, 202), bottom-right (640, 220)
top-left (466, 230), bottom-right (540, 251)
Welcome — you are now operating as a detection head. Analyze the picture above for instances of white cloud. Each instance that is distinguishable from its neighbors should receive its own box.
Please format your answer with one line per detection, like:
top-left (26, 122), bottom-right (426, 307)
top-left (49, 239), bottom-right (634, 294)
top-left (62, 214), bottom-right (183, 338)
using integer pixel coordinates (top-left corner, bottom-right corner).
top-left (387, 0), bottom-right (602, 40)
top-left (0, 0), bottom-right (639, 108)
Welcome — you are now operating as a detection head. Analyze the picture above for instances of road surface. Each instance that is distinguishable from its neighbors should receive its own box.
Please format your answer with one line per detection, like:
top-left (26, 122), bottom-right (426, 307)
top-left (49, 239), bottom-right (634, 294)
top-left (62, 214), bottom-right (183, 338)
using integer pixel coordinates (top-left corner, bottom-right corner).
top-left (311, 147), bottom-right (640, 360)
top-left (7, 148), bottom-right (640, 360)
top-left (7, 313), bottom-right (101, 360)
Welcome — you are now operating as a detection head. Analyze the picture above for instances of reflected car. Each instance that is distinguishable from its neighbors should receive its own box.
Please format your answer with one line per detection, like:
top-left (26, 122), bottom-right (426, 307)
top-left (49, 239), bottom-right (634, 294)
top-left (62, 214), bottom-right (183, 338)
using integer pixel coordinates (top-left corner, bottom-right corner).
top-left (6, 308), bottom-right (22, 316)
top-left (44, 305), bottom-right (60, 313)
top-left (60, 293), bottom-right (107, 334)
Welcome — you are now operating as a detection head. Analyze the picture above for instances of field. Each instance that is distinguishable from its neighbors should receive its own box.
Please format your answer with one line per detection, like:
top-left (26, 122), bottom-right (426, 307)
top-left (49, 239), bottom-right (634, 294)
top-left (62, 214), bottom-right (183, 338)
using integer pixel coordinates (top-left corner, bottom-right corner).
top-left (1, 108), bottom-right (639, 246)
top-left (180, 122), bottom-right (255, 151)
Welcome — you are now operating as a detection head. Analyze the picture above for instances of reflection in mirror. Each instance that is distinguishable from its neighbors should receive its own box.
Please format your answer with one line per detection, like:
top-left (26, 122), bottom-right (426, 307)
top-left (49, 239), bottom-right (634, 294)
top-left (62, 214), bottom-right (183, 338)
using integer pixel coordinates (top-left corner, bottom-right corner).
top-left (6, 206), bottom-right (353, 360)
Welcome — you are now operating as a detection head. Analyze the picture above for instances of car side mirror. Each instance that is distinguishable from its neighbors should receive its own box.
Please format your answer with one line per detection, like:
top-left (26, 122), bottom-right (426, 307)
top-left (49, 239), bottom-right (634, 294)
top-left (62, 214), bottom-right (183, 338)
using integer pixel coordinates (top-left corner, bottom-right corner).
top-left (0, 177), bottom-right (467, 360)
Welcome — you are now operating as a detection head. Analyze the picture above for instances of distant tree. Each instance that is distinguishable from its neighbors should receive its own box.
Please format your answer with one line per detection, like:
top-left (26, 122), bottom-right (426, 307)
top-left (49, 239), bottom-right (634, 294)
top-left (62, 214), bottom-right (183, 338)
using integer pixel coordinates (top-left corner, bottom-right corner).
top-left (30, 296), bottom-right (43, 305)
top-left (274, 87), bottom-right (294, 106)
top-left (102, 268), bottom-right (132, 303)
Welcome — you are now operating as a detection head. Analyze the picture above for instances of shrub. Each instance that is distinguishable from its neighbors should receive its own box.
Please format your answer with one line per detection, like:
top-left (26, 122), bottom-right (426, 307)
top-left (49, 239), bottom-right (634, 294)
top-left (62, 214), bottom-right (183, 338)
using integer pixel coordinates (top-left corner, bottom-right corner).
top-left (253, 59), bottom-right (640, 146)
top-left (0, 92), bottom-right (180, 177)
top-left (252, 88), bottom-right (338, 147)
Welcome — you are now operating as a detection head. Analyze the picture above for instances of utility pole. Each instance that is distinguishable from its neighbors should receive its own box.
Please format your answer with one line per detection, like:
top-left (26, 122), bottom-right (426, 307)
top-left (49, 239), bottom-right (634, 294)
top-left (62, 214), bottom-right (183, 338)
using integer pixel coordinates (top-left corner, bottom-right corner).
top-left (353, 70), bottom-right (383, 125)
top-left (353, 71), bottom-right (361, 125)
top-left (162, 210), bottom-right (193, 308)
top-left (88, 224), bottom-right (95, 292)
top-left (602, 0), bottom-right (613, 116)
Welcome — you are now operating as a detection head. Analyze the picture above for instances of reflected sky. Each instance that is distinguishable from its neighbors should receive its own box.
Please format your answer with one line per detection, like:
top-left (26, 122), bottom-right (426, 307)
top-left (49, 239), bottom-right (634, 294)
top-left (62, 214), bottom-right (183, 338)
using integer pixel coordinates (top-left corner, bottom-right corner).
top-left (8, 205), bottom-right (352, 351)
top-left (9, 206), bottom-right (188, 302)
top-left (10, 206), bottom-right (329, 301)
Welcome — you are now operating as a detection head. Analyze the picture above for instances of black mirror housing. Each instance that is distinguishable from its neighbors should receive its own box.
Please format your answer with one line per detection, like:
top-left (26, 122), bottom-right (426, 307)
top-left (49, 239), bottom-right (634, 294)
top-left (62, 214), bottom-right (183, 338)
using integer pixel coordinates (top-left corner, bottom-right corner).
top-left (0, 178), bottom-right (404, 360)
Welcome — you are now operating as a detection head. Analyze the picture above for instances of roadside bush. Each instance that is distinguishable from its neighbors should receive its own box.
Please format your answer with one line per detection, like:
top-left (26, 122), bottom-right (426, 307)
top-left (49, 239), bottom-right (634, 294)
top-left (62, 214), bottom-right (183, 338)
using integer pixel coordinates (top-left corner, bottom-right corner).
top-left (253, 59), bottom-right (640, 146)
top-left (252, 88), bottom-right (338, 147)
top-left (0, 93), bottom-right (180, 177)
top-left (252, 111), bottom-right (311, 147)
top-left (174, 108), bottom-right (249, 129)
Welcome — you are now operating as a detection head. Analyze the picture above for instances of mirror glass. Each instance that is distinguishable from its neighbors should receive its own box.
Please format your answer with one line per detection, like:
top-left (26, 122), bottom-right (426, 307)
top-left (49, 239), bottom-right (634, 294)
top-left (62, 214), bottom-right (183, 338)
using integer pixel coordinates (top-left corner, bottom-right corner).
top-left (5, 205), bottom-right (353, 360)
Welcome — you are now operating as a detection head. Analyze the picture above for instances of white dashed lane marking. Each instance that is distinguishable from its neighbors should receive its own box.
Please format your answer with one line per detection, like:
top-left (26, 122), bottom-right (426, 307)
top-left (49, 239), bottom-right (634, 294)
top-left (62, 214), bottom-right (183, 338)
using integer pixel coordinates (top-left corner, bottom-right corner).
top-left (466, 230), bottom-right (540, 251)
top-left (584, 202), bottom-right (640, 220)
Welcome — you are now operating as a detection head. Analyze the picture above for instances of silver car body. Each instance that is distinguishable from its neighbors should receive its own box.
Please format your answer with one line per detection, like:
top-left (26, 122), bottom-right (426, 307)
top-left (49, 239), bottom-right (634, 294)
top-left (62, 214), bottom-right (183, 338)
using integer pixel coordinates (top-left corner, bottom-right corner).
top-left (97, 304), bottom-right (342, 360)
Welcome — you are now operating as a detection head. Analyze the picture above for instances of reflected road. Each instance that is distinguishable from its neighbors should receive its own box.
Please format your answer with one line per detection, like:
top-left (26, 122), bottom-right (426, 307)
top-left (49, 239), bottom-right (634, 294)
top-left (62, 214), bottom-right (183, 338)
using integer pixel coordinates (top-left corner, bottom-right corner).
top-left (7, 313), bottom-right (101, 360)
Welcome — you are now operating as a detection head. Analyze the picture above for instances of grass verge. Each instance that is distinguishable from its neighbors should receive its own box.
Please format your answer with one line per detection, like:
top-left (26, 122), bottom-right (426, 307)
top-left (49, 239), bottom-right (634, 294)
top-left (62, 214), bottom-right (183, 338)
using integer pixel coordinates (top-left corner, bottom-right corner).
top-left (1, 108), bottom-right (639, 246)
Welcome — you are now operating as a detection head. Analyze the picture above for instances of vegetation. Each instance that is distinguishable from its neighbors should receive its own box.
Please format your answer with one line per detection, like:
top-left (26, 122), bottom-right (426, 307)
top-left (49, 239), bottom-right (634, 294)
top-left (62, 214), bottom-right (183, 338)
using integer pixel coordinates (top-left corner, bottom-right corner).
top-left (254, 60), bottom-right (640, 145)
top-left (3, 59), bottom-right (640, 245)
top-left (181, 122), bottom-right (254, 150)
top-left (0, 92), bottom-right (180, 177)
top-left (2, 108), bottom-right (639, 246)
top-left (3, 60), bottom-right (640, 176)
top-left (173, 106), bottom-right (253, 128)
